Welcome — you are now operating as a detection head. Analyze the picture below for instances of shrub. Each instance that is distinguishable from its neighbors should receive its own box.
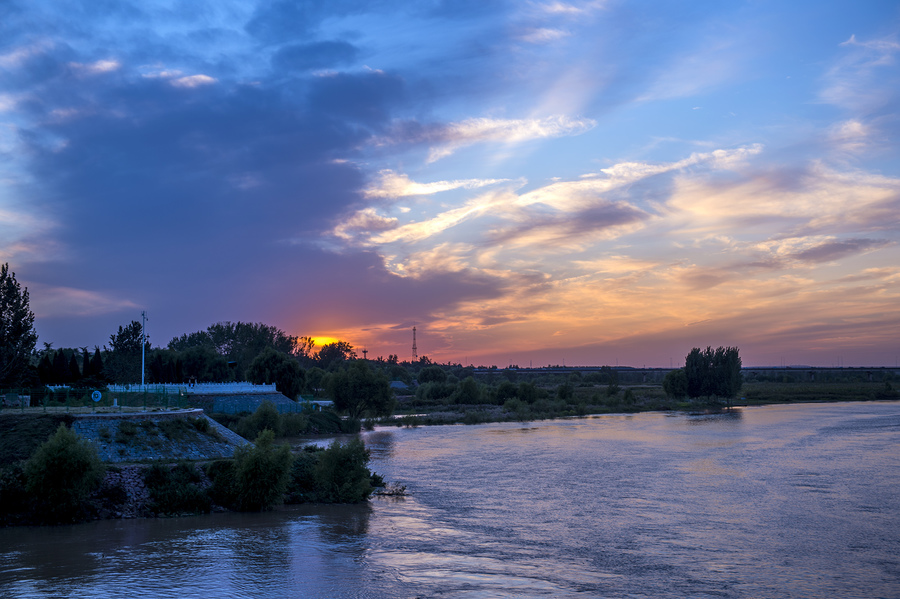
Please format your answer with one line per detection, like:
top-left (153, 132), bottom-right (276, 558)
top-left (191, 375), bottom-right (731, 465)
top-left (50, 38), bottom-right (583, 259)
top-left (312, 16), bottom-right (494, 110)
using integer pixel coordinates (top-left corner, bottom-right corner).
top-left (0, 464), bottom-right (28, 520)
top-left (663, 368), bottom-right (687, 398)
top-left (307, 410), bottom-right (343, 434)
top-left (24, 424), bottom-right (105, 523)
top-left (144, 461), bottom-right (211, 515)
top-left (313, 438), bottom-right (373, 503)
top-left (115, 420), bottom-right (139, 444)
top-left (284, 448), bottom-right (321, 503)
top-left (233, 401), bottom-right (282, 439)
top-left (280, 412), bottom-right (309, 436)
top-left (233, 429), bottom-right (293, 511)
top-left (205, 459), bottom-right (238, 508)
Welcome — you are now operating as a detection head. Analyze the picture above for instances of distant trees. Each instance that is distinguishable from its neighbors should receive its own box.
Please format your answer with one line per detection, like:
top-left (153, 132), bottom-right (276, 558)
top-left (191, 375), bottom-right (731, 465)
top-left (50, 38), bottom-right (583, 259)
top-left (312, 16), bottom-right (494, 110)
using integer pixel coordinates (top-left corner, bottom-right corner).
top-left (168, 321), bottom-right (300, 379)
top-left (104, 321), bottom-right (147, 384)
top-left (0, 263), bottom-right (38, 388)
top-left (681, 346), bottom-right (742, 400)
top-left (326, 360), bottom-right (395, 420)
top-left (662, 368), bottom-right (687, 398)
top-left (247, 348), bottom-right (305, 399)
top-left (316, 341), bottom-right (357, 370)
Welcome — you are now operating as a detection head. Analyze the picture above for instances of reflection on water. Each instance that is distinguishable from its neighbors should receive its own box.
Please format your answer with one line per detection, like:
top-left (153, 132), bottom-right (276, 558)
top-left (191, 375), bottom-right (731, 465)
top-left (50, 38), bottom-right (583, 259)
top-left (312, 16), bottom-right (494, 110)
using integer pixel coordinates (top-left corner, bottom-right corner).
top-left (2, 402), bottom-right (899, 598)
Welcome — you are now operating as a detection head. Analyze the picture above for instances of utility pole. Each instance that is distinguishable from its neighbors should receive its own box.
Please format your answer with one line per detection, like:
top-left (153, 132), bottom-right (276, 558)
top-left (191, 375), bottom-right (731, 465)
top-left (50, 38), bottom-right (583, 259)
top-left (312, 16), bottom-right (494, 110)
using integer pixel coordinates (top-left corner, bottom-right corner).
top-left (141, 311), bottom-right (148, 388)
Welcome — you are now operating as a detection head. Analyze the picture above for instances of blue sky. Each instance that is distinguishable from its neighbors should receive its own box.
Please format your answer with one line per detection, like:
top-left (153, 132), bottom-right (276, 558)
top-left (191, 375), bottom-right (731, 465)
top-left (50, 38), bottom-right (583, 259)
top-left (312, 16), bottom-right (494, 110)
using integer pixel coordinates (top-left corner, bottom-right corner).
top-left (2, 0), bottom-right (899, 367)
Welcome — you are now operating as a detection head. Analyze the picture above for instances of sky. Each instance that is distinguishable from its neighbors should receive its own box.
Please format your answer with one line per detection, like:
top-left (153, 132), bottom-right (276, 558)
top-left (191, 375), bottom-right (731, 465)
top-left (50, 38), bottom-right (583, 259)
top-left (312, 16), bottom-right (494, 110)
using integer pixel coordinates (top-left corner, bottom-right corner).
top-left (1, 0), bottom-right (899, 368)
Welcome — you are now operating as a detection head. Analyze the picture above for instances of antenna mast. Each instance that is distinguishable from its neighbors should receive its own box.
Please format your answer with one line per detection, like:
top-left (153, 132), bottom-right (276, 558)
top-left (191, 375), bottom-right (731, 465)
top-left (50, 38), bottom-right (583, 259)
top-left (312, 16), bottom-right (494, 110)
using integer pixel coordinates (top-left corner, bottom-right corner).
top-left (412, 326), bottom-right (418, 362)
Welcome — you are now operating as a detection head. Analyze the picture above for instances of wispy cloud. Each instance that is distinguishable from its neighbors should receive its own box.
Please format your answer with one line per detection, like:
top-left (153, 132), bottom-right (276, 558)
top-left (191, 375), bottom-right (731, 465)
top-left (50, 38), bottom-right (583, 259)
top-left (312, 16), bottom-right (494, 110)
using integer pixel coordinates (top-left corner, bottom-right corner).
top-left (821, 34), bottom-right (900, 114)
top-left (69, 59), bottom-right (121, 75)
top-left (425, 115), bottom-right (596, 162)
top-left (364, 170), bottom-right (509, 199)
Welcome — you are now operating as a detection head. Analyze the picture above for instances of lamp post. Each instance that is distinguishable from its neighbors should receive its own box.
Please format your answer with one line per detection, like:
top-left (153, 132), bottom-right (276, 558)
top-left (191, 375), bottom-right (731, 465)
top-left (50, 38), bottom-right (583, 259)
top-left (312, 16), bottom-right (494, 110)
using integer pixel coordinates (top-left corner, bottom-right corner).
top-left (141, 311), bottom-right (148, 388)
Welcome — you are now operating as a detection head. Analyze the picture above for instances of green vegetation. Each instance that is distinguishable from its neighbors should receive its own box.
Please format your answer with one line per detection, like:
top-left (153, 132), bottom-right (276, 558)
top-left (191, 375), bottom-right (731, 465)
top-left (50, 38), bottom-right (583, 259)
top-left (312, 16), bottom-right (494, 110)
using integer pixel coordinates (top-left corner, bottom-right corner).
top-left (144, 461), bottom-right (211, 515)
top-left (233, 429), bottom-right (293, 511)
top-left (326, 361), bottom-right (395, 421)
top-left (684, 346), bottom-right (742, 400)
top-left (0, 263), bottom-right (38, 389)
top-left (310, 438), bottom-right (374, 504)
top-left (206, 435), bottom-right (378, 510)
top-left (23, 424), bottom-right (105, 523)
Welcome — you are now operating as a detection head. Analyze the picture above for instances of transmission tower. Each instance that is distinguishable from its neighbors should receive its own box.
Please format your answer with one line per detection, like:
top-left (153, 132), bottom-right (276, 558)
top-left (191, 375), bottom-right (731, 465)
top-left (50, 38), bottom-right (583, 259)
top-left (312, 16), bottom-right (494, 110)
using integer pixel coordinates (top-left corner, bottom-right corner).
top-left (412, 326), bottom-right (418, 362)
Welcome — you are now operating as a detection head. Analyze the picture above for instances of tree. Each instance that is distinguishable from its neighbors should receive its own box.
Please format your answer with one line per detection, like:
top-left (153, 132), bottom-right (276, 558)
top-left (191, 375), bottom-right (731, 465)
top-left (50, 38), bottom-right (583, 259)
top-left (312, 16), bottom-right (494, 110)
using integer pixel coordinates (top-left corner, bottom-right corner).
top-left (316, 341), bottom-right (357, 370)
top-left (90, 346), bottom-right (104, 379)
top-left (417, 365), bottom-right (447, 384)
top-left (451, 376), bottom-right (482, 404)
top-left (247, 348), bottom-right (305, 399)
top-left (684, 346), bottom-right (742, 400)
top-left (81, 347), bottom-right (92, 378)
top-left (233, 429), bottom-right (293, 511)
top-left (24, 424), bottom-right (105, 523)
top-left (105, 321), bottom-right (147, 384)
top-left (663, 368), bottom-right (688, 398)
top-left (168, 321), bottom-right (301, 379)
top-left (51, 350), bottom-right (69, 385)
top-left (327, 360), bottom-right (394, 420)
top-left (0, 263), bottom-right (38, 388)
top-left (313, 438), bottom-right (373, 503)
top-left (68, 353), bottom-right (81, 382)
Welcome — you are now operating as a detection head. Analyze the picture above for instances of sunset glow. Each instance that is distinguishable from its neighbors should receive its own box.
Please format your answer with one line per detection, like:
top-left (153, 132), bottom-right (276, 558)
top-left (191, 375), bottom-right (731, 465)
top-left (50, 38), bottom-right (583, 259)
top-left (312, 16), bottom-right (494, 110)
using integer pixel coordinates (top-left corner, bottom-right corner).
top-left (2, 1), bottom-right (898, 367)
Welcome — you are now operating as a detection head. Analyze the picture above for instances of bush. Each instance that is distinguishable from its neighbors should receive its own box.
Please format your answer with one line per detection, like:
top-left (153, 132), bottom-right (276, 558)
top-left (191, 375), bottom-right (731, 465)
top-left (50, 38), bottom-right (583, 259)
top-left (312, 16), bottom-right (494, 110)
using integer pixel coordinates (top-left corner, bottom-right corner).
top-left (284, 448), bottom-right (321, 504)
top-left (0, 464), bottom-right (28, 520)
top-left (233, 429), bottom-right (293, 511)
top-left (24, 424), bottom-right (105, 523)
top-left (205, 459), bottom-right (238, 508)
top-left (307, 410), bottom-right (344, 434)
top-left (232, 401), bottom-right (282, 439)
top-left (280, 412), bottom-right (309, 436)
top-left (144, 461), bottom-right (211, 515)
top-left (663, 368), bottom-right (687, 398)
top-left (313, 438), bottom-right (373, 503)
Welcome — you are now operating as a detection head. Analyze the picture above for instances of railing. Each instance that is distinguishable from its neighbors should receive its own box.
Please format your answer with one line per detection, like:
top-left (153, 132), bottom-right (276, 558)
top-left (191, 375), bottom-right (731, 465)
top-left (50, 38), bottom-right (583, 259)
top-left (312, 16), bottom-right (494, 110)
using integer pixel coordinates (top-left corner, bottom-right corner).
top-left (105, 382), bottom-right (277, 395)
top-left (2, 387), bottom-right (191, 412)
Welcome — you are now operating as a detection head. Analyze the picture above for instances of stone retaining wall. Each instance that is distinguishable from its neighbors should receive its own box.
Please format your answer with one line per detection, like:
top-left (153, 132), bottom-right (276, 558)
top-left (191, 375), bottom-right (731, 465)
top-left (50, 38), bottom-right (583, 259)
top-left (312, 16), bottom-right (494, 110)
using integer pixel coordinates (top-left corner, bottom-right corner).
top-left (71, 409), bottom-right (249, 463)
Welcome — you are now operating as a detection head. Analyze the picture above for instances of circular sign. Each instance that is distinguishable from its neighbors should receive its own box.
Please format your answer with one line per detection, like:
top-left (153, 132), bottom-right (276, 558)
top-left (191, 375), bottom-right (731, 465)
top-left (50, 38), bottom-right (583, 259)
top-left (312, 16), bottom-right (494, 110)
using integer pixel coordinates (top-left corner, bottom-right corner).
top-left (91, 390), bottom-right (102, 402)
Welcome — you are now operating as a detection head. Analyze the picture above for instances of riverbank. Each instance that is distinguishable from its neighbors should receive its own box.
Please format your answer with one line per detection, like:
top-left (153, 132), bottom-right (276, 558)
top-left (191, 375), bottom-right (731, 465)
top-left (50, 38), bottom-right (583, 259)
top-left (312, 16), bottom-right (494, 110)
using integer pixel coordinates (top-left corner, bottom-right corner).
top-left (387, 380), bottom-right (900, 426)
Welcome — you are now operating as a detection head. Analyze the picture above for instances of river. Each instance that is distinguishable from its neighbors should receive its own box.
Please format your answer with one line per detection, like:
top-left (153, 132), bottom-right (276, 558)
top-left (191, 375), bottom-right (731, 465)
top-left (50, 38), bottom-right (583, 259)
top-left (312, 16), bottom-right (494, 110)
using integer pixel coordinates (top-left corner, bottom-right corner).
top-left (1, 401), bottom-right (899, 598)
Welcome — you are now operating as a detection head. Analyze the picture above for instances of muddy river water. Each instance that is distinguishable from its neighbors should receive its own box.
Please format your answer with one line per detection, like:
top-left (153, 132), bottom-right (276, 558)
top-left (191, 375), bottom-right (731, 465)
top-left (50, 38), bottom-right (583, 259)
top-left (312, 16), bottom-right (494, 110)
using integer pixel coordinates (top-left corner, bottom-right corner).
top-left (2, 401), bottom-right (898, 598)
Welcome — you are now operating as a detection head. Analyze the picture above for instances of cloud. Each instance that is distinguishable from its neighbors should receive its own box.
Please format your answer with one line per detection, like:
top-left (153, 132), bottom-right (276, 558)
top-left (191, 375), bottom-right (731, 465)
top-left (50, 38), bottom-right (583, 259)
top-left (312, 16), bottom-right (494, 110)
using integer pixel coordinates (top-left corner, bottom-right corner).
top-left (332, 207), bottom-right (399, 241)
top-left (666, 162), bottom-right (900, 236)
top-left (69, 59), bottom-right (121, 75)
top-left (363, 170), bottom-right (509, 198)
top-left (272, 40), bottom-right (360, 72)
top-left (424, 115), bottom-right (596, 162)
top-left (28, 284), bottom-right (139, 318)
top-left (517, 28), bottom-right (571, 44)
top-left (170, 74), bottom-right (217, 88)
top-left (828, 119), bottom-right (872, 153)
top-left (820, 34), bottom-right (900, 114)
top-left (788, 238), bottom-right (889, 263)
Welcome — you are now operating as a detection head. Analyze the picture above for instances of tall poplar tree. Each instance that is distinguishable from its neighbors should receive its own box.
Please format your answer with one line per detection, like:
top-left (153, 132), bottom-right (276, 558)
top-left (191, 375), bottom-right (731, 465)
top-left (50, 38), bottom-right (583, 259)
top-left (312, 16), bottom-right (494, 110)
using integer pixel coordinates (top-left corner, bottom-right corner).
top-left (0, 264), bottom-right (38, 388)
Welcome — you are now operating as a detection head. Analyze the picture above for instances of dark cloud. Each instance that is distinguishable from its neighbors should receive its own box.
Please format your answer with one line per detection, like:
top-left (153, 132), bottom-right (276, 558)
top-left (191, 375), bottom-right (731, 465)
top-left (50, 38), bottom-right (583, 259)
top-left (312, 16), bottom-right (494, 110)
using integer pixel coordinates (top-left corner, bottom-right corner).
top-left (245, 0), bottom-right (379, 44)
top-left (6, 35), bottom-right (437, 347)
top-left (487, 201), bottom-right (650, 247)
top-left (272, 41), bottom-right (360, 72)
top-left (791, 238), bottom-right (888, 263)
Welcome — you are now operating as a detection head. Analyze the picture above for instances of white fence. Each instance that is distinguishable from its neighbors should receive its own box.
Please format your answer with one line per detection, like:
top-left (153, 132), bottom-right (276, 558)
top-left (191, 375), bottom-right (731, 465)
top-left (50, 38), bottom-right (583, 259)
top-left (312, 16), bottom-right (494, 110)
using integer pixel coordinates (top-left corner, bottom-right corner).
top-left (103, 382), bottom-right (278, 395)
